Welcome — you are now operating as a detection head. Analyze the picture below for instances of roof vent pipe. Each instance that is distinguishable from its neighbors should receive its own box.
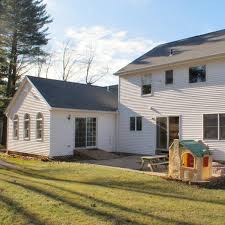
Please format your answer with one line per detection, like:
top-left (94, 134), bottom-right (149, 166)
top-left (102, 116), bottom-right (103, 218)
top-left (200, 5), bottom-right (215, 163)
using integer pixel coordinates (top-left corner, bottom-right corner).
top-left (169, 48), bottom-right (174, 56)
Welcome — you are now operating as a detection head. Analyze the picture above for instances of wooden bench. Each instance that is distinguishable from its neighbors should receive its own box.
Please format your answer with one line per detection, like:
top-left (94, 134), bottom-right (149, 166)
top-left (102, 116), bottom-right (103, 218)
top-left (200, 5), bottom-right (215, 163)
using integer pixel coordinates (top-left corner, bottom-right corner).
top-left (140, 155), bottom-right (169, 172)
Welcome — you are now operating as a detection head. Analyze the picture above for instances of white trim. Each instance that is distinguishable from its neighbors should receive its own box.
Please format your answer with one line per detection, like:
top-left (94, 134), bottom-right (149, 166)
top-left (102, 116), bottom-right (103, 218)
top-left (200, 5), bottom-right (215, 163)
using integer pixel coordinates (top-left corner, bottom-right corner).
top-left (5, 78), bottom-right (28, 115)
top-left (5, 76), bottom-right (52, 116)
top-left (114, 53), bottom-right (225, 76)
top-left (156, 115), bottom-right (180, 151)
top-left (27, 77), bottom-right (52, 110)
top-left (203, 113), bottom-right (225, 141)
top-left (51, 107), bottom-right (118, 114)
top-left (74, 117), bottom-right (97, 149)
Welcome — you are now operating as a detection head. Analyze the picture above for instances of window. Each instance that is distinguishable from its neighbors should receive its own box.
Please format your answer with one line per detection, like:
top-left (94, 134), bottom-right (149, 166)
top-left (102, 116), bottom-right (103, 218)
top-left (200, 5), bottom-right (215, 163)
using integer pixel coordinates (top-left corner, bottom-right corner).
top-left (136, 117), bottom-right (142, 131)
top-left (204, 113), bottom-right (225, 140)
top-left (203, 156), bottom-right (209, 167)
top-left (165, 70), bottom-right (173, 84)
top-left (203, 114), bottom-right (218, 139)
top-left (24, 114), bottom-right (30, 140)
top-left (13, 115), bottom-right (19, 140)
top-left (86, 118), bottom-right (97, 147)
top-left (182, 153), bottom-right (194, 168)
top-left (130, 117), bottom-right (136, 131)
top-left (219, 114), bottom-right (225, 140)
top-left (36, 113), bottom-right (43, 140)
top-left (130, 117), bottom-right (142, 131)
top-left (189, 65), bottom-right (206, 83)
top-left (141, 75), bottom-right (152, 95)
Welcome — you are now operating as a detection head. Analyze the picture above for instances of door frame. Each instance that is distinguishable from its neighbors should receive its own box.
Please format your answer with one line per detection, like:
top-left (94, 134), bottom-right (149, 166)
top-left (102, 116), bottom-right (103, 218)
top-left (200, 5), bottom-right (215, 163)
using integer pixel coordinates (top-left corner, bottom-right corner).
top-left (156, 115), bottom-right (180, 151)
top-left (74, 117), bottom-right (98, 149)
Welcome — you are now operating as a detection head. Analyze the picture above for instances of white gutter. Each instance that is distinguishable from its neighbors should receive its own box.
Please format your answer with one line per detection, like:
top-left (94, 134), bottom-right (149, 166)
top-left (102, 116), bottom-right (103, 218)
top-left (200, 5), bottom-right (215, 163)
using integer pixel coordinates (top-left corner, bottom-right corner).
top-left (50, 107), bottom-right (118, 114)
top-left (114, 53), bottom-right (225, 76)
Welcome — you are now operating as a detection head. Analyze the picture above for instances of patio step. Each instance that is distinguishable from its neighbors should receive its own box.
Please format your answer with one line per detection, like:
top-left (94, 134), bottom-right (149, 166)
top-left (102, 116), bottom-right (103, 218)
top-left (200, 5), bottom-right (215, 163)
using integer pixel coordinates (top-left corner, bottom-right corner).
top-left (74, 149), bottom-right (120, 160)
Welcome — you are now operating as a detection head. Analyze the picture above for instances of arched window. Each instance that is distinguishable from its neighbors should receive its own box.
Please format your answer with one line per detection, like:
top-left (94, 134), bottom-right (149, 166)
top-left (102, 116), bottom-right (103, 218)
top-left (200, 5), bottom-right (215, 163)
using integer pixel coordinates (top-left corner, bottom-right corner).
top-left (182, 153), bottom-right (195, 168)
top-left (24, 114), bottom-right (30, 140)
top-left (36, 113), bottom-right (43, 140)
top-left (13, 114), bottom-right (19, 140)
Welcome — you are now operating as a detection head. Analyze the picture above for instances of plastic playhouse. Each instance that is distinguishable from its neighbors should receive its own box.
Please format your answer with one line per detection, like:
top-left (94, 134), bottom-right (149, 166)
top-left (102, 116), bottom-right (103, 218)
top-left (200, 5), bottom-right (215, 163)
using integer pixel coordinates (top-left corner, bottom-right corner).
top-left (169, 139), bottom-right (212, 182)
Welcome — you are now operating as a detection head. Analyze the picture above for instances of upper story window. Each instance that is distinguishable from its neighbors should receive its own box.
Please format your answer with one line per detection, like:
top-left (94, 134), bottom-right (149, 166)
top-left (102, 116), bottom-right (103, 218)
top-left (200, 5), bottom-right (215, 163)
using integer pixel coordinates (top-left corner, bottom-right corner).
top-left (189, 65), bottom-right (206, 83)
top-left (13, 114), bottom-right (19, 140)
top-left (130, 116), bottom-right (142, 131)
top-left (165, 70), bottom-right (173, 85)
top-left (141, 75), bottom-right (152, 95)
top-left (36, 113), bottom-right (43, 141)
top-left (24, 114), bottom-right (30, 140)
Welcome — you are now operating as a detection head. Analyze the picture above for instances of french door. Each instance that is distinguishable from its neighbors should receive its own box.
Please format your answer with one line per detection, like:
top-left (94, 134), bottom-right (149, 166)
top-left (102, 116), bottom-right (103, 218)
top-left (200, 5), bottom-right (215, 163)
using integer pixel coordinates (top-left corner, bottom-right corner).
top-left (156, 116), bottom-right (179, 150)
top-left (75, 118), bottom-right (97, 148)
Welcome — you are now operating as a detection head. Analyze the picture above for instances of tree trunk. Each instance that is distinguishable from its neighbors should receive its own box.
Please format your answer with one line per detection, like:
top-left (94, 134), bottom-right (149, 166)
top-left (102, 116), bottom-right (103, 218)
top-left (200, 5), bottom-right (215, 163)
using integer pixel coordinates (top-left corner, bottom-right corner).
top-left (1, 115), bottom-right (7, 146)
top-left (7, 31), bottom-right (17, 97)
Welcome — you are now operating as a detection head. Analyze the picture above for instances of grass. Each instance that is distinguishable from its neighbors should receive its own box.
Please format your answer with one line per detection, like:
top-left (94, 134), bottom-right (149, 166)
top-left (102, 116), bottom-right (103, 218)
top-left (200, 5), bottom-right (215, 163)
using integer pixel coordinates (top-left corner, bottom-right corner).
top-left (0, 154), bottom-right (225, 225)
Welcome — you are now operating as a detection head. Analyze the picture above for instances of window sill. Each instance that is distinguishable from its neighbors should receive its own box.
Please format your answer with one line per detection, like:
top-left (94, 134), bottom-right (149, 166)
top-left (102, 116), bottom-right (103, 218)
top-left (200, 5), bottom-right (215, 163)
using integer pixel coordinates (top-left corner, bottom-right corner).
top-left (181, 166), bottom-right (195, 170)
top-left (141, 93), bottom-right (152, 97)
top-left (204, 139), bottom-right (225, 141)
top-left (189, 81), bottom-right (207, 86)
top-left (36, 139), bottom-right (43, 142)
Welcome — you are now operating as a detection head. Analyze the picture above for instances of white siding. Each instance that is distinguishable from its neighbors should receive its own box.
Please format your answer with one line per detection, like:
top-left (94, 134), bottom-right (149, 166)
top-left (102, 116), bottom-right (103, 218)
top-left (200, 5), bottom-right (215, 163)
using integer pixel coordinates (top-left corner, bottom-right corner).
top-left (119, 59), bottom-right (225, 161)
top-left (50, 110), bottom-right (116, 157)
top-left (7, 81), bottom-right (50, 156)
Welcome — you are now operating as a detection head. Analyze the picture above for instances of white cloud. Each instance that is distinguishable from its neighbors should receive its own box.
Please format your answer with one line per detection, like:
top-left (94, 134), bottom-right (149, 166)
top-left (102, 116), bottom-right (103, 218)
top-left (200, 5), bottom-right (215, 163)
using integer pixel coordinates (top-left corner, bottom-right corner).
top-left (37, 26), bottom-right (160, 86)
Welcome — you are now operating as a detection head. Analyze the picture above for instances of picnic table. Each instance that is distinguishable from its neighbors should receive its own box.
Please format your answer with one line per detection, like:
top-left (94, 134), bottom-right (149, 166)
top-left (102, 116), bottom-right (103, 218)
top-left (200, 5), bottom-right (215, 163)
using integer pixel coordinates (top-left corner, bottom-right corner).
top-left (140, 154), bottom-right (169, 171)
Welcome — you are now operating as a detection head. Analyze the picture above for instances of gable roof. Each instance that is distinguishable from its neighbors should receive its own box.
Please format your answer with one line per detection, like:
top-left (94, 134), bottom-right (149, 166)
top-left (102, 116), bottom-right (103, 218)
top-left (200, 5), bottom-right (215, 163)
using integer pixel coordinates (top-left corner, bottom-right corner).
top-left (27, 76), bottom-right (118, 112)
top-left (115, 29), bottom-right (225, 75)
top-left (179, 140), bottom-right (211, 157)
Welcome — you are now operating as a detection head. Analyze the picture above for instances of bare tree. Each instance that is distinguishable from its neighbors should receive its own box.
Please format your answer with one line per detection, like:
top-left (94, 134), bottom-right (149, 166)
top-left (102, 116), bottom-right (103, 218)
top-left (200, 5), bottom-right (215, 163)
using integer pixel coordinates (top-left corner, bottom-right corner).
top-left (45, 52), bottom-right (53, 79)
top-left (81, 45), bottom-right (109, 85)
top-left (61, 40), bottom-right (79, 81)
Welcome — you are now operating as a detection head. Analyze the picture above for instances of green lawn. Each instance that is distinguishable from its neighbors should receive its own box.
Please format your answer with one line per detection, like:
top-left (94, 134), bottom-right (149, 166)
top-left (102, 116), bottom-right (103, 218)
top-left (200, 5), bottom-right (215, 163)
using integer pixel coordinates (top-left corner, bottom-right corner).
top-left (0, 154), bottom-right (225, 225)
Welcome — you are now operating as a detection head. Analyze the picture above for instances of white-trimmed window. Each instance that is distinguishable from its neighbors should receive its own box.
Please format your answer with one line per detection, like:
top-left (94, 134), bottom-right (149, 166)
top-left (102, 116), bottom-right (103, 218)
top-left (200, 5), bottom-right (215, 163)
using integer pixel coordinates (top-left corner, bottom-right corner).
top-left (24, 114), bottom-right (30, 140)
top-left (141, 75), bottom-right (152, 95)
top-left (13, 114), bottom-right (19, 140)
top-left (203, 114), bottom-right (225, 140)
top-left (189, 65), bottom-right (206, 83)
top-left (130, 116), bottom-right (142, 131)
top-left (36, 113), bottom-right (43, 140)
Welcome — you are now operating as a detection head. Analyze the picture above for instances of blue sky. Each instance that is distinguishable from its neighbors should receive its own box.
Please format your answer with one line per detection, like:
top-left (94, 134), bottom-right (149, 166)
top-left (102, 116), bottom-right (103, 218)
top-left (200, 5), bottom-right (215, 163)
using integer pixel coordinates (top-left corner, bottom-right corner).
top-left (42, 0), bottom-right (225, 85)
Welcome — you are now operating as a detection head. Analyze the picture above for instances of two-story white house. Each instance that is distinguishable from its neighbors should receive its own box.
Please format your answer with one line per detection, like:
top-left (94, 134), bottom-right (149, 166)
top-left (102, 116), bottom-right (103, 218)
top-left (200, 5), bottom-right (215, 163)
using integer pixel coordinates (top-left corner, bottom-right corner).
top-left (4, 29), bottom-right (225, 161)
top-left (115, 29), bottom-right (225, 161)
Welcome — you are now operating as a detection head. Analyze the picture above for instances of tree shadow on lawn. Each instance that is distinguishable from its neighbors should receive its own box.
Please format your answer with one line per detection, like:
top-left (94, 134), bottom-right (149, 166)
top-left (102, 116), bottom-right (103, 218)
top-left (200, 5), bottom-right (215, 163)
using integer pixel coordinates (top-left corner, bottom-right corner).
top-left (0, 193), bottom-right (52, 225)
top-left (1, 167), bottom-right (225, 208)
top-left (0, 175), bottom-right (198, 225)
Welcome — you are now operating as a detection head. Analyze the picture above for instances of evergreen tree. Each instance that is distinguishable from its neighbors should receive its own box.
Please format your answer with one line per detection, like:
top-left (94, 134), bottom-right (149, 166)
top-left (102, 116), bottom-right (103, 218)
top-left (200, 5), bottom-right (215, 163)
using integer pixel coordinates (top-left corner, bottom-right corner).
top-left (0, 0), bottom-right (52, 145)
top-left (0, 0), bottom-right (52, 97)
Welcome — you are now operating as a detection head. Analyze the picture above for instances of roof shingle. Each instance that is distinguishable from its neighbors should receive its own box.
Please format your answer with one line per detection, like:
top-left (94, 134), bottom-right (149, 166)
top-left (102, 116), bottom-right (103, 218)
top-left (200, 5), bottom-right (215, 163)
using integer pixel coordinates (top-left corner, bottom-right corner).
top-left (27, 76), bottom-right (118, 112)
top-left (116, 29), bottom-right (225, 75)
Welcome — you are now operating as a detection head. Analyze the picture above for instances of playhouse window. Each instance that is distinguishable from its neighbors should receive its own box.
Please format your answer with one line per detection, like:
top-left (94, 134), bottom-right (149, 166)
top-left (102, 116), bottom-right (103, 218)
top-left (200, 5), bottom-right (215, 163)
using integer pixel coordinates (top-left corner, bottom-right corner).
top-left (203, 156), bottom-right (209, 167)
top-left (182, 153), bottom-right (194, 168)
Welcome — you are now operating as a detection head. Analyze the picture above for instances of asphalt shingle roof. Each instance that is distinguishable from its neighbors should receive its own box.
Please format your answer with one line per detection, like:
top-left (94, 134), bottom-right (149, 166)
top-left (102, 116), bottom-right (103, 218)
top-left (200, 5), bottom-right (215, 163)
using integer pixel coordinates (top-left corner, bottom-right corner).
top-left (27, 76), bottom-right (118, 111)
top-left (116, 29), bottom-right (225, 75)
